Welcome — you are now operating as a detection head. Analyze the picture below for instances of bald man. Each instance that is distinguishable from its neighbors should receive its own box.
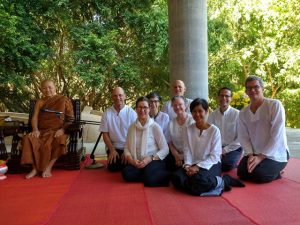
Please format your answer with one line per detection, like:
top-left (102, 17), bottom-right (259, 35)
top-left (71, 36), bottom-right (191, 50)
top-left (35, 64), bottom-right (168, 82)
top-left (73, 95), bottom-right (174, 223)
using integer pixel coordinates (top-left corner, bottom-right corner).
top-left (162, 80), bottom-right (193, 120)
top-left (100, 87), bottom-right (137, 171)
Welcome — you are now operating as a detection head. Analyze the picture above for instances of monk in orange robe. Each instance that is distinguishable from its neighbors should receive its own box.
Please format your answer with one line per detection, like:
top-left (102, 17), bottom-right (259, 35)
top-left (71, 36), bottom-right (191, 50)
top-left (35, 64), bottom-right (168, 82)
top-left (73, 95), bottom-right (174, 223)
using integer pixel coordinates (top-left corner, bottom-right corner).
top-left (21, 80), bottom-right (74, 179)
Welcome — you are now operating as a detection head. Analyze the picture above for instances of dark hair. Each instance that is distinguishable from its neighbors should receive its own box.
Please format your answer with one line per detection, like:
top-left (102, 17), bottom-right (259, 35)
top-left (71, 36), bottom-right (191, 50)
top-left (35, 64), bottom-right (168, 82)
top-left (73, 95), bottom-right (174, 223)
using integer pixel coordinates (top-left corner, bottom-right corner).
top-left (135, 96), bottom-right (150, 108)
top-left (146, 92), bottom-right (162, 102)
top-left (245, 75), bottom-right (264, 88)
top-left (190, 98), bottom-right (209, 112)
top-left (218, 87), bottom-right (233, 97)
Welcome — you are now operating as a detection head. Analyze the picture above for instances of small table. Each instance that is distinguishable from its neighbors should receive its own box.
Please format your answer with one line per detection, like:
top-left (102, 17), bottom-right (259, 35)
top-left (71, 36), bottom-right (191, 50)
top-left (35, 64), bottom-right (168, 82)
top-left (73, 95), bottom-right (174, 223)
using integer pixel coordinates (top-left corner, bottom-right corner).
top-left (0, 121), bottom-right (25, 160)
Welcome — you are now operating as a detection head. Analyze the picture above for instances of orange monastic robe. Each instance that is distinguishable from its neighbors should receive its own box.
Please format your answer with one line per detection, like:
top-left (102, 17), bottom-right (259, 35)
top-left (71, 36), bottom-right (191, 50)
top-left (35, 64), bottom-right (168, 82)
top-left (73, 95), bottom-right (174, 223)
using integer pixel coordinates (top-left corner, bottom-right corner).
top-left (21, 95), bottom-right (74, 172)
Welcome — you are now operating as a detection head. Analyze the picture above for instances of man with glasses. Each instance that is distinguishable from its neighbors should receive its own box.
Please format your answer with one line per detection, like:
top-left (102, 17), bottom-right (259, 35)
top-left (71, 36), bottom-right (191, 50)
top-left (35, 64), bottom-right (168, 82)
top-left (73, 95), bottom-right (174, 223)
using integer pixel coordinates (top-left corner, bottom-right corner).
top-left (208, 87), bottom-right (242, 171)
top-left (100, 87), bottom-right (137, 171)
top-left (237, 76), bottom-right (289, 183)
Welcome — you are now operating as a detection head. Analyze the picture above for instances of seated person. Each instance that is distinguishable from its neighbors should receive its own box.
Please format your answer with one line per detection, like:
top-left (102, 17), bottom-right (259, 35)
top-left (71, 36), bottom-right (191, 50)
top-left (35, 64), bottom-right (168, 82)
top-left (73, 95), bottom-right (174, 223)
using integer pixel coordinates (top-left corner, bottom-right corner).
top-left (100, 87), bottom-right (137, 172)
top-left (162, 80), bottom-right (192, 120)
top-left (208, 87), bottom-right (242, 171)
top-left (238, 76), bottom-right (289, 183)
top-left (122, 97), bottom-right (169, 187)
top-left (172, 98), bottom-right (245, 196)
top-left (146, 92), bottom-right (169, 139)
top-left (165, 96), bottom-right (194, 171)
top-left (21, 80), bottom-right (74, 179)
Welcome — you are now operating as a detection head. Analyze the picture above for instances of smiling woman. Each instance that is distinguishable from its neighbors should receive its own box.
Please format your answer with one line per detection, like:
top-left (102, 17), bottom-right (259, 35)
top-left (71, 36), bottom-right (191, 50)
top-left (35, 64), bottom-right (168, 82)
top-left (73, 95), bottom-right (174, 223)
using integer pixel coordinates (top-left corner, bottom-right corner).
top-left (122, 96), bottom-right (170, 187)
top-left (171, 98), bottom-right (245, 196)
top-left (146, 92), bottom-right (170, 139)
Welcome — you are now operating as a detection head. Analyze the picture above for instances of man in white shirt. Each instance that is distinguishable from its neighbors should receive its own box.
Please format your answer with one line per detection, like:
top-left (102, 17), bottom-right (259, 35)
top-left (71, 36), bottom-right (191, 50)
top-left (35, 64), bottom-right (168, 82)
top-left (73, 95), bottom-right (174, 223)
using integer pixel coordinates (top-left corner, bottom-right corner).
top-left (237, 76), bottom-right (289, 183)
top-left (208, 87), bottom-right (242, 171)
top-left (162, 80), bottom-right (193, 120)
top-left (100, 87), bottom-right (137, 171)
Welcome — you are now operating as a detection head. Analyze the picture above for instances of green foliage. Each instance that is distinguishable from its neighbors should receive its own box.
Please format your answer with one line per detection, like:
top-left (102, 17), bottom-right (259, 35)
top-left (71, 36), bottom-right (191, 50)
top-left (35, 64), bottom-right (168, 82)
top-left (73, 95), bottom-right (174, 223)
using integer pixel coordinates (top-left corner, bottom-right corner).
top-left (207, 0), bottom-right (300, 127)
top-left (278, 90), bottom-right (300, 128)
top-left (231, 90), bottom-right (250, 110)
top-left (0, 0), bottom-right (299, 127)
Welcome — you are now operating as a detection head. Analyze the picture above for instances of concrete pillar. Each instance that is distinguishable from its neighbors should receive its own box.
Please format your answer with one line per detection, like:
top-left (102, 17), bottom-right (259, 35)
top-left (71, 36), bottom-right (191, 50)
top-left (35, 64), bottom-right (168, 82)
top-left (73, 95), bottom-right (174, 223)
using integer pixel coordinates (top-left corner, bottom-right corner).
top-left (168, 0), bottom-right (208, 100)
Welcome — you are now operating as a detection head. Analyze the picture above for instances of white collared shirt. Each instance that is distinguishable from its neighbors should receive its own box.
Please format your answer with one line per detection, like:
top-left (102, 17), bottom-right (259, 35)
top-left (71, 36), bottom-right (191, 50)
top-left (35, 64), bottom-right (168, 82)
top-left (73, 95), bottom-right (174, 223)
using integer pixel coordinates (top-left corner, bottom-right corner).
top-left (207, 106), bottom-right (241, 153)
top-left (238, 98), bottom-right (289, 162)
top-left (162, 98), bottom-right (193, 120)
top-left (183, 124), bottom-right (222, 170)
top-left (100, 105), bottom-right (137, 149)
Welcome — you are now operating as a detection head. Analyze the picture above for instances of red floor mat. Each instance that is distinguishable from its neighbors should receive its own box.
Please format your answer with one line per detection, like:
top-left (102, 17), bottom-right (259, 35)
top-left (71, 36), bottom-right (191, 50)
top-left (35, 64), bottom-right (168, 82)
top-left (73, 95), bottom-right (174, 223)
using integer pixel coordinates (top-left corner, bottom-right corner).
top-left (46, 169), bottom-right (153, 225)
top-left (2, 157), bottom-right (300, 225)
top-left (223, 178), bottom-right (300, 225)
top-left (0, 170), bottom-right (79, 225)
top-left (145, 187), bottom-right (254, 225)
top-left (282, 158), bottom-right (300, 183)
top-left (222, 157), bottom-right (300, 225)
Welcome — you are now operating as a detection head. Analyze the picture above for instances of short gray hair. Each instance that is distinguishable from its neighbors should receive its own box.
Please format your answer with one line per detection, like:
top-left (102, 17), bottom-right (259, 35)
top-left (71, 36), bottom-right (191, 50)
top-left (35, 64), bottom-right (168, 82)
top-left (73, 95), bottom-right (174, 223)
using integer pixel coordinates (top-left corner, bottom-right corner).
top-left (245, 75), bottom-right (264, 88)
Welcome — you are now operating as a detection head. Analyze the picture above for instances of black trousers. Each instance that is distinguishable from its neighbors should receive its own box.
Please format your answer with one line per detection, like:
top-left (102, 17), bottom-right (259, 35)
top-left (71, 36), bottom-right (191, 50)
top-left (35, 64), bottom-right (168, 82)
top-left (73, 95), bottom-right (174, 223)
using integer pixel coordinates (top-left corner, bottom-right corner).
top-left (171, 162), bottom-right (221, 196)
top-left (164, 152), bottom-right (183, 171)
top-left (221, 147), bottom-right (243, 172)
top-left (122, 160), bottom-right (170, 187)
top-left (107, 149), bottom-right (126, 172)
top-left (237, 153), bottom-right (288, 183)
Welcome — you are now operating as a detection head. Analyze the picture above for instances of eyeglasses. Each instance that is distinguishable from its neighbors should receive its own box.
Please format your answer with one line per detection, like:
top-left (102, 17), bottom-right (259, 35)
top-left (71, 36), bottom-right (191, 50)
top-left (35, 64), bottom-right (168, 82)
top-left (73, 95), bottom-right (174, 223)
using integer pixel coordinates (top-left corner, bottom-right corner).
top-left (150, 100), bottom-right (160, 103)
top-left (219, 94), bottom-right (231, 98)
top-left (137, 106), bottom-right (149, 110)
top-left (246, 85), bottom-right (261, 91)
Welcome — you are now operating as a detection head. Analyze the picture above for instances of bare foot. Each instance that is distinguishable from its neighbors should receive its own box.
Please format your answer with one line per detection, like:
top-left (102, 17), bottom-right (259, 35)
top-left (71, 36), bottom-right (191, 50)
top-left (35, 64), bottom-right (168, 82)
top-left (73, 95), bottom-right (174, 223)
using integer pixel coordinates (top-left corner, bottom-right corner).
top-left (42, 169), bottom-right (52, 178)
top-left (25, 169), bottom-right (38, 179)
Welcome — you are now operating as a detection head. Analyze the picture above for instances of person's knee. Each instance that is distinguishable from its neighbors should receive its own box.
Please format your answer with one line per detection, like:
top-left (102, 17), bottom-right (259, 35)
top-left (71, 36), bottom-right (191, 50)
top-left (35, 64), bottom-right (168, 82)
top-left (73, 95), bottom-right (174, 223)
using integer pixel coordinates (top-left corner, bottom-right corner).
top-left (171, 169), bottom-right (185, 188)
top-left (107, 160), bottom-right (124, 172)
top-left (251, 170), bottom-right (278, 183)
top-left (222, 164), bottom-right (234, 172)
top-left (237, 164), bottom-right (249, 180)
top-left (122, 167), bottom-right (135, 181)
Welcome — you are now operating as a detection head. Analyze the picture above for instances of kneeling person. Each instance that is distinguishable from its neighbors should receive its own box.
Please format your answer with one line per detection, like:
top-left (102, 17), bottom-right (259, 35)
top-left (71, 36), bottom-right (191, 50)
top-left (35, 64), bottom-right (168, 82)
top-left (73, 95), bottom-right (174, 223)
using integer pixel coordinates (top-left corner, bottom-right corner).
top-left (172, 98), bottom-right (245, 196)
top-left (237, 76), bottom-right (289, 183)
top-left (122, 97), bottom-right (169, 187)
top-left (208, 87), bottom-right (242, 171)
top-left (100, 87), bottom-right (137, 172)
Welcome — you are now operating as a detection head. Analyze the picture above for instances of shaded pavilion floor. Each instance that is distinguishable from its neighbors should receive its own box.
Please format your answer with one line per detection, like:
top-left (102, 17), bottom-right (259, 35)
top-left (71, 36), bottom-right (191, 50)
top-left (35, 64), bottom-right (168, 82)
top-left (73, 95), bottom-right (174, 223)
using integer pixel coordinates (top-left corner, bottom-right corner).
top-left (1, 157), bottom-right (300, 225)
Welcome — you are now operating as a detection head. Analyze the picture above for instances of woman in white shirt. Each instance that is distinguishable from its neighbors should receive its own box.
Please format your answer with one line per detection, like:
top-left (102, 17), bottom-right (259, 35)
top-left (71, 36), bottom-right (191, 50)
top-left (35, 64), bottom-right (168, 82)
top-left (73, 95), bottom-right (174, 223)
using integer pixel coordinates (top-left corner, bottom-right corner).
top-left (146, 92), bottom-right (170, 139)
top-left (122, 97), bottom-right (170, 187)
top-left (172, 98), bottom-right (245, 196)
top-left (238, 76), bottom-right (289, 183)
top-left (165, 96), bottom-right (194, 171)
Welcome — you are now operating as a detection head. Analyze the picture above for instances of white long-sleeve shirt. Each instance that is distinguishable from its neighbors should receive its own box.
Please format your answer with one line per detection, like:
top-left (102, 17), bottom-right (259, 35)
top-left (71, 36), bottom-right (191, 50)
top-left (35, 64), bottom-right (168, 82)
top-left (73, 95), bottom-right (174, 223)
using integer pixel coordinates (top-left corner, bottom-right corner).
top-left (162, 98), bottom-right (193, 120)
top-left (207, 106), bottom-right (241, 153)
top-left (183, 124), bottom-right (222, 170)
top-left (169, 114), bottom-right (194, 153)
top-left (238, 98), bottom-right (289, 162)
top-left (124, 122), bottom-right (169, 160)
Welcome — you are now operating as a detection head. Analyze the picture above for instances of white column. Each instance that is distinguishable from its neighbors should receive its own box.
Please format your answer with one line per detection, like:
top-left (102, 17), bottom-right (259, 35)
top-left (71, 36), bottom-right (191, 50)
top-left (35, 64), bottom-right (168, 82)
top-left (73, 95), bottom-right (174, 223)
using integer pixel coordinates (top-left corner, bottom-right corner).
top-left (168, 0), bottom-right (208, 100)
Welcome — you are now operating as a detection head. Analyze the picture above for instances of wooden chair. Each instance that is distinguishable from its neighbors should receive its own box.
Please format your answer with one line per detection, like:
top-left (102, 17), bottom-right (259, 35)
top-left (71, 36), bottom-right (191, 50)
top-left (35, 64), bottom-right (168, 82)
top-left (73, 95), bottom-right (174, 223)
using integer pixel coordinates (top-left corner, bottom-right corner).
top-left (7, 99), bottom-right (84, 173)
